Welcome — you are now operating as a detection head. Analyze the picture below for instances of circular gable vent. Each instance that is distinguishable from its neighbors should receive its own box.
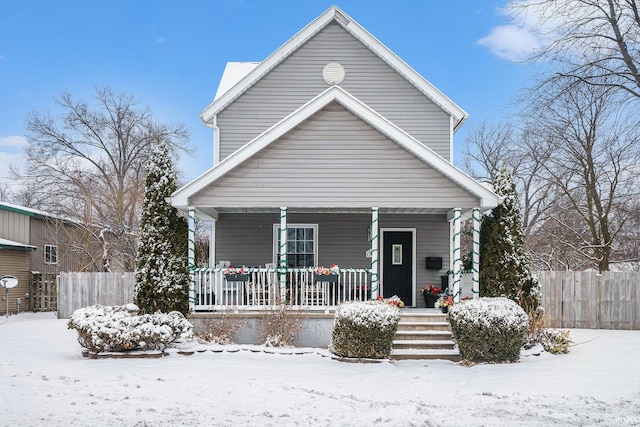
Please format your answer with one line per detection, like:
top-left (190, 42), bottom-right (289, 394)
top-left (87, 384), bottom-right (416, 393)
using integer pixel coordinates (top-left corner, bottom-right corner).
top-left (322, 62), bottom-right (345, 85)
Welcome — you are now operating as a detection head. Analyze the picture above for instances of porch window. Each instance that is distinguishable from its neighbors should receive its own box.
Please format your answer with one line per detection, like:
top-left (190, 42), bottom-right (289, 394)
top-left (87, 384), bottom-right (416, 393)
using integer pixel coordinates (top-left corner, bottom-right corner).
top-left (273, 224), bottom-right (317, 268)
top-left (44, 244), bottom-right (58, 265)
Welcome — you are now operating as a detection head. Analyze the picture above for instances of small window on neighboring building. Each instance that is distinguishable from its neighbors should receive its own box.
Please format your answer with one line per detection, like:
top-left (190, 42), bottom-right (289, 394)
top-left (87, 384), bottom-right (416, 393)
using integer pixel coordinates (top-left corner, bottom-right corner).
top-left (273, 224), bottom-right (318, 268)
top-left (44, 244), bottom-right (58, 265)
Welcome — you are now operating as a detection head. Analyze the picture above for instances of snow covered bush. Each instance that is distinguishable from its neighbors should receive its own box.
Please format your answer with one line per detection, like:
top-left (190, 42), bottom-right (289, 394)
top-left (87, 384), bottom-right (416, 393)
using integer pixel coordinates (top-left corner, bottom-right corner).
top-left (330, 301), bottom-right (400, 359)
top-left (541, 329), bottom-right (573, 354)
top-left (68, 305), bottom-right (193, 353)
top-left (257, 304), bottom-right (304, 347)
top-left (448, 297), bottom-right (529, 363)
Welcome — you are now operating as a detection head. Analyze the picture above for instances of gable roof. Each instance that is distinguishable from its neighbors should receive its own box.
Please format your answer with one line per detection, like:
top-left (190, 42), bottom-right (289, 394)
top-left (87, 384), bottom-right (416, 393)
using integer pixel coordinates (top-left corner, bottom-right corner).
top-left (201, 5), bottom-right (468, 131)
top-left (174, 86), bottom-right (498, 210)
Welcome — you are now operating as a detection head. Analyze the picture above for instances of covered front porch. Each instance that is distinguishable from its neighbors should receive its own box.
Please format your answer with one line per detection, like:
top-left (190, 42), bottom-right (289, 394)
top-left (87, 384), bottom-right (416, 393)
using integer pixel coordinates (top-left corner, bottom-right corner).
top-left (186, 206), bottom-right (483, 312)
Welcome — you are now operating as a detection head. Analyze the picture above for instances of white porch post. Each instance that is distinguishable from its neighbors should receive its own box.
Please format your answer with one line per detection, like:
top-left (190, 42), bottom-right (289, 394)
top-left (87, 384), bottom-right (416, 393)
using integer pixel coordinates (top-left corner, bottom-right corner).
top-left (188, 207), bottom-right (197, 310)
top-left (451, 208), bottom-right (462, 303)
top-left (472, 207), bottom-right (481, 298)
top-left (209, 219), bottom-right (216, 269)
top-left (279, 207), bottom-right (288, 303)
top-left (370, 207), bottom-right (379, 300)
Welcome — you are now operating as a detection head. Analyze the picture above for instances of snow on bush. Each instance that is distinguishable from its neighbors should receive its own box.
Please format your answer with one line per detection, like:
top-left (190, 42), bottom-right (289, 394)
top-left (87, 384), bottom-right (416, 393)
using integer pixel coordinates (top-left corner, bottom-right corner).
top-left (448, 297), bottom-right (529, 363)
top-left (330, 301), bottom-right (400, 359)
top-left (68, 305), bottom-right (193, 353)
top-left (541, 329), bottom-right (573, 354)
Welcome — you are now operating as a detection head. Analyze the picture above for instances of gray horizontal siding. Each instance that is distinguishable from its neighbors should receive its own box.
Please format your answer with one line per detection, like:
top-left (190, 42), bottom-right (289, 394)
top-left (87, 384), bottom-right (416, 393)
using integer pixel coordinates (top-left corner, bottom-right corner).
top-left (218, 22), bottom-right (451, 160)
top-left (215, 212), bottom-right (450, 307)
top-left (215, 213), bottom-right (371, 269)
top-left (193, 103), bottom-right (479, 209)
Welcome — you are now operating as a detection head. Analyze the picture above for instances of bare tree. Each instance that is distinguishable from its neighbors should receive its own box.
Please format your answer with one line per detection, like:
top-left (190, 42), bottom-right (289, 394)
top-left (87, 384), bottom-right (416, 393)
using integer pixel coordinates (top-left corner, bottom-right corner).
top-left (509, 0), bottom-right (640, 102)
top-left (13, 87), bottom-right (190, 271)
top-left (526, 79), bottom-right (639, 271)
top-left (463, 121), bottom-right (551, 237)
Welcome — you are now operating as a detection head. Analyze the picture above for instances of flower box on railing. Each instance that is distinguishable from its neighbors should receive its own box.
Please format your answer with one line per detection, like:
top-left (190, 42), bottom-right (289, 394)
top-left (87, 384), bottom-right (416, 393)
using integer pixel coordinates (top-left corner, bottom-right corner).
top-left (314, 274), bottom-right (339, 284)
top-left (224, 274), bottom-right (250, 282)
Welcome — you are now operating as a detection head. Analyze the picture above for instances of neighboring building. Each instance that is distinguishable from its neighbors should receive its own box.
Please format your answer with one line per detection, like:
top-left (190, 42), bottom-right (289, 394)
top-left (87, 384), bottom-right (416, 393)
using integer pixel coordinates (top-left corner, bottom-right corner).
top-left (0, 201), bottom-right (102, 315)
top-left (171, 6), bottom-right (500, 310)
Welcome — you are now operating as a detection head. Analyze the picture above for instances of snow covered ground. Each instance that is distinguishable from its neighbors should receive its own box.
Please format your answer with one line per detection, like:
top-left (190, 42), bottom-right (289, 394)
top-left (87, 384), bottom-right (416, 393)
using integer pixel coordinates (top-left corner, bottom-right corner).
top-left (1, 312), bottom-right (639, 427)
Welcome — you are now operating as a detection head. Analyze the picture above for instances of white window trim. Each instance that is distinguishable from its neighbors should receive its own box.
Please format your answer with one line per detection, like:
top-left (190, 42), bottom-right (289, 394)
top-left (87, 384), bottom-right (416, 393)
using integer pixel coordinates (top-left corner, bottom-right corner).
top-left (272, 223), bottom-right (318, 267)
top-left (44, 244), bottom-right (58, 265)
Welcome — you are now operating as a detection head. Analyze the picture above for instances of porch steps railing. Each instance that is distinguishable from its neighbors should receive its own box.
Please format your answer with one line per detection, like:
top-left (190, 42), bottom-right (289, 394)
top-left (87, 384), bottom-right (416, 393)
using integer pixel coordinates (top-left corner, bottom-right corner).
top-left (391, 311), bottom-right (460, 361)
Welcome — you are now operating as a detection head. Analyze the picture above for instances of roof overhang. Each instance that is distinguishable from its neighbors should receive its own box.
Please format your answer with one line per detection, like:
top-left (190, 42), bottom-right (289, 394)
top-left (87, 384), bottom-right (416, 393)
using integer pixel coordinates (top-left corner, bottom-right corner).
top-left (200, 5), bottom-right (468, 131)
top-left (0, 237), bottom-right (37, 251)
top-left (174, 86), bottom-right (498, 211)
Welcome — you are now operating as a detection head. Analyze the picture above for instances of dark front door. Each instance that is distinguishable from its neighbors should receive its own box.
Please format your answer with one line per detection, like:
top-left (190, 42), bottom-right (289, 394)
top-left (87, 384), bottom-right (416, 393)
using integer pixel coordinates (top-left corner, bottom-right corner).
top-left (382, 231), bottom-right (413, 305)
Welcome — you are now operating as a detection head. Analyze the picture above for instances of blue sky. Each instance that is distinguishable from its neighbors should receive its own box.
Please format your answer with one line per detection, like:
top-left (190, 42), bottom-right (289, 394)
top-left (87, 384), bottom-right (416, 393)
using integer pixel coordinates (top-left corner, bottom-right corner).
top-left (0, 1), bottom-right (535, 189)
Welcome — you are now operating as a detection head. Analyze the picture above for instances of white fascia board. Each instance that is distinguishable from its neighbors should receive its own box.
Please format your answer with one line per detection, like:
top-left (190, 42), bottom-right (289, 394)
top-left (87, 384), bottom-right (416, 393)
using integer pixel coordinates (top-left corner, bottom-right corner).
top-left (200, 7), bottom-right (338, 124)
top-left (174, 86), bottom-right (342, 207)
top-left (333, 90), bottom-right (497, 208)
top-left (200, 6), bottom-right (468, 129)
top-left (175, 86), bottom-right (498, 210)
top-left (340, 19), bottom-right (468, 130)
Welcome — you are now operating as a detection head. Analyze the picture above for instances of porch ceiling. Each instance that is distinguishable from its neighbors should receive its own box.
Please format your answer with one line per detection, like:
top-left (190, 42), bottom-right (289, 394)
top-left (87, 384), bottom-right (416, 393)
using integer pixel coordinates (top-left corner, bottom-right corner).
top-left (193, 206), bottom-right (453, 217)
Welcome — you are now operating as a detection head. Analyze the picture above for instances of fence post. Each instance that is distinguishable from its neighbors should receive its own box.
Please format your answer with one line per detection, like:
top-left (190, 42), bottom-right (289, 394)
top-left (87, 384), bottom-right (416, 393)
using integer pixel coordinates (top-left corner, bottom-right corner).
top-left (596, 272), bottom-right (602, 329)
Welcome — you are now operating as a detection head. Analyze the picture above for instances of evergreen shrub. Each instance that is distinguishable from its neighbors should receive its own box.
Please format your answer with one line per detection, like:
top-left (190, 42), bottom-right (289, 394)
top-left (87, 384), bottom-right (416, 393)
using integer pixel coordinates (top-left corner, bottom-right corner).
top-left (68, 304), bottom-right (193, 353)
top-left (448, 297), bottom-right (529, 363)
top-left (541, 329), bottom-right (573, 354)
top-left (330, 301), bottom-right (399, 359)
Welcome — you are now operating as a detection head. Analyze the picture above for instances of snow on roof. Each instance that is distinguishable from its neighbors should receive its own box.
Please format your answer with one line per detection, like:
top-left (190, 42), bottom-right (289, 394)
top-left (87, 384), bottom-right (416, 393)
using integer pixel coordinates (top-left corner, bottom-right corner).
top-left (214, 62), bottom-right (261, 101)
top-left (0, 200), bottom-right (53, 218)
top-left (0, 237), bottom-right (37, 250)
top-left (0, 201), bottom-right (81, 225)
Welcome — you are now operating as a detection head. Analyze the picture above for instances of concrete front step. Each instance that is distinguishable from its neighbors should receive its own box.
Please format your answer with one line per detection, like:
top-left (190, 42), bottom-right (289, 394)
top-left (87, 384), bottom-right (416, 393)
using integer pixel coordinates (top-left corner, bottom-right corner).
top-left (392, 339), bottom-right (456, 350)
top-left (391, 349), bottom-right (461, 362)
top-left (392, 310), bottom-right (459, 361)
top-left (394, 330), bottom-right (453, 341)
top-left (399, 313), bottom-right (448, 323)
top-left (397, 321), bottom-right (451, 332)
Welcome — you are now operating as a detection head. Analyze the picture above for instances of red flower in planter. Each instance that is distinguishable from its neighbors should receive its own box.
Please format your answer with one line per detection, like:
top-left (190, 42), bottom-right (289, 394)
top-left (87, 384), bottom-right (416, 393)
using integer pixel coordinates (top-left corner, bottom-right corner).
top-left (420, 284), bottom-right (441, 296)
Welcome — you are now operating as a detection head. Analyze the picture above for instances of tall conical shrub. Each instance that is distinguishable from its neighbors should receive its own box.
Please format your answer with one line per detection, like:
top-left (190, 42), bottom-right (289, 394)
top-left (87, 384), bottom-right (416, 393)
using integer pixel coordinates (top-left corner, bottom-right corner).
top-left (479, 165), bottom-right (540, 313)
top-left (134, 140), bottom-right (189, 314)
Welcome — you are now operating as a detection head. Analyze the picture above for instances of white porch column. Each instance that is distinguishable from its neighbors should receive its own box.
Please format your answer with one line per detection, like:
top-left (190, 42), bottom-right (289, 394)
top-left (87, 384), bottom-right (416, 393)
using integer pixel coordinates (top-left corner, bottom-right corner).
top-left (370, 207), bottom-right (379, 300)
top-left (188, 208), bottom-right (197, 310)
top-left (209, 219), bottom-right (216, 269)
top-left (472, 208), bottom-right (481, 298)
top-left (451, 208), bottom-right (462, 303)
top-left (279, 207), bottom-right (288, 303)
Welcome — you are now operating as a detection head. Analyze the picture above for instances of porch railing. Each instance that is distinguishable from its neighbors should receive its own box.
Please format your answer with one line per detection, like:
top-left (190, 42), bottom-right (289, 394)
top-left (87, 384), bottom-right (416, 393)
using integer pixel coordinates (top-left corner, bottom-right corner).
top-left (191, 268), bottom-right (372, 311)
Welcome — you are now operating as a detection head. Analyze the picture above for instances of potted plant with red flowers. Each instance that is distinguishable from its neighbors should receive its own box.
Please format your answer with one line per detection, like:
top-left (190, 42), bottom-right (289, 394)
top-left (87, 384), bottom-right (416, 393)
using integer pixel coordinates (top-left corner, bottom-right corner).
top-left (420, 284), bottom-right (441, 308)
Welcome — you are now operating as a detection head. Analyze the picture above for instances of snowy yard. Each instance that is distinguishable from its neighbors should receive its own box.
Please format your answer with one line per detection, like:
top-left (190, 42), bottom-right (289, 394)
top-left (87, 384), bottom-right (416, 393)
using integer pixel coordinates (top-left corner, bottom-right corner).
top-left (1, 312), bottom-right (639, 426)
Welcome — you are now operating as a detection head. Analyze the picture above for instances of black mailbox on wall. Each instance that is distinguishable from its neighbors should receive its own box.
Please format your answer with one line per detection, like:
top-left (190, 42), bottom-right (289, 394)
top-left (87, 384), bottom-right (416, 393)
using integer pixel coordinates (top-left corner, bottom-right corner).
top-left (425, 257), bottom-right (442, 270)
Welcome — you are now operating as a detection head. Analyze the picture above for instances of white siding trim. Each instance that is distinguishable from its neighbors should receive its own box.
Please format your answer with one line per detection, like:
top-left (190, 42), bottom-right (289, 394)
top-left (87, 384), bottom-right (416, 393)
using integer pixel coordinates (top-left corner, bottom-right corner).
top-left (173, 86), bottom-right (498, 210)
top-left (200, 6), bottom-right (467, 128)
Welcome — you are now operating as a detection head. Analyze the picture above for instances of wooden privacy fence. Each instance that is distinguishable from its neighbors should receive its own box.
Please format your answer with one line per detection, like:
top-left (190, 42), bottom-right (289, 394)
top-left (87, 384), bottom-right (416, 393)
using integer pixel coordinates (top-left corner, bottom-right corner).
top-left (538, 271), bottom-right (640, 330)
top-left (57, 272), bottom-right (135, 319)
top-left (56, 270), bottom-right (639, 329)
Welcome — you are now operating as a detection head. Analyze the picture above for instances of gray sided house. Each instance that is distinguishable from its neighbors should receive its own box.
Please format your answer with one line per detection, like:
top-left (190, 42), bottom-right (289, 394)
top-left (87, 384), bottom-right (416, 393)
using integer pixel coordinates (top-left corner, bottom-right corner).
top-left (172, 6), bottom-right (499, 311)
top-left (0, 201), bottom-right (102, 315)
